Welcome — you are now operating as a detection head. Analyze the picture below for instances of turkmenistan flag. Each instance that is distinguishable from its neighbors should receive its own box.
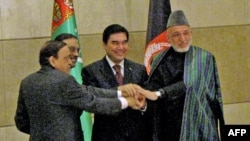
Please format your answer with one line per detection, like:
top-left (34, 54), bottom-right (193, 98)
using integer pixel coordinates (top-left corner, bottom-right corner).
top-left (51, 0), bottom-right (92, 141)
top-left (144, 0), bottom-right (172, 74)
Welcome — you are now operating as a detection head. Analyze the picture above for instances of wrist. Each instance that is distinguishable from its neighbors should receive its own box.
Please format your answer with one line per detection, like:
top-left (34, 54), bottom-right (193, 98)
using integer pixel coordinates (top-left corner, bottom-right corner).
top-left (156, 89), bottom-right (165, 98)
top-left (118, 97), bottom-right (128, 109)
top-left (117, 90), bottom-right (122, 97)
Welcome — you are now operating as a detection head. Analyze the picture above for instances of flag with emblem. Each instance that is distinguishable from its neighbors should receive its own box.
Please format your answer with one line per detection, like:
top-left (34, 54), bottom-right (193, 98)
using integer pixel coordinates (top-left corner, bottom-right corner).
top-left (51, 0), bottom-right (92, 141)
top-left (144, 0), bottom-right (172, 74)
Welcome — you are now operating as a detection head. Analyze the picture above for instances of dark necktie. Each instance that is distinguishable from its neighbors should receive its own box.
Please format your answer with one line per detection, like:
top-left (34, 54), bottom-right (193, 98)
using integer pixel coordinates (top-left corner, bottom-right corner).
top-left (113, 65), bottom-right (123, 85)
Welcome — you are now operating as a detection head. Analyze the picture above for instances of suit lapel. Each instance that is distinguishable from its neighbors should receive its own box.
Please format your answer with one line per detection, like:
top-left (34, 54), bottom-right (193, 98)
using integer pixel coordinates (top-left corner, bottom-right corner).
top-left (100, 57), bottom-right (119, 86)
top-left (99, 58), bottom-right (135, 85)
top-left (123, 59), bottom-right (133, 84)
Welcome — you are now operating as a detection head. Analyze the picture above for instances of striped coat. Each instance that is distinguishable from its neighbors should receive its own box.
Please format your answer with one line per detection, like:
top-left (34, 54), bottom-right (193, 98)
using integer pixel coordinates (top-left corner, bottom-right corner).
top-left (148, 46), bottom-right (225, 141)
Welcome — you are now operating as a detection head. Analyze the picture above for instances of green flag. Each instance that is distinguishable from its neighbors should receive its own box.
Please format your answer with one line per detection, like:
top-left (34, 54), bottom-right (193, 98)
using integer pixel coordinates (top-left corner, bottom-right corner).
top-left (51, 0), bottom-right (92, 140)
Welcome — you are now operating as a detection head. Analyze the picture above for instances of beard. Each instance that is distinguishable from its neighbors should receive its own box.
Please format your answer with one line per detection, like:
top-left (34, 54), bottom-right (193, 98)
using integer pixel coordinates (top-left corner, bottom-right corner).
top-left (172, 40), bottom-right (192, 53)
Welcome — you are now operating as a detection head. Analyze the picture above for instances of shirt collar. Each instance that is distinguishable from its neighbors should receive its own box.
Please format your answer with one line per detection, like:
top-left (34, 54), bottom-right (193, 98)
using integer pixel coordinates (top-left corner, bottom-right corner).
top-left (105, 55), bottom-right (124, 69)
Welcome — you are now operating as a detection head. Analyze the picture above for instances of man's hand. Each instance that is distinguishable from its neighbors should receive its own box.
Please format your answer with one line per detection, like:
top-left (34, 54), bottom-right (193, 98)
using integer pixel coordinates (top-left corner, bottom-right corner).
top-left (125, 96), bottom-right (145, 110)
top-left (118, 84), bottom-right (143, 97)
top-left (138, 89), bottom-right (158, 101)
top-left (138, 94), bottom-right (147, 112)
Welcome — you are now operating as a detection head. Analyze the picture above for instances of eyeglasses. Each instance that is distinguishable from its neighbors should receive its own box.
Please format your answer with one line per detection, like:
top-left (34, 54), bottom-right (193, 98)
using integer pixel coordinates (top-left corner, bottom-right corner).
top-left (69, 46), bottom-right (80, 53)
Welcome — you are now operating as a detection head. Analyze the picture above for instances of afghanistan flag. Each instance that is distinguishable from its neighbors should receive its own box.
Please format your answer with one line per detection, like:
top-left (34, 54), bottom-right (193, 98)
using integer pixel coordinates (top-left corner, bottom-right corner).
top-left (51, 0), bottom-right (92, 141)
top-left (144, 0), bottom-right (172, 74)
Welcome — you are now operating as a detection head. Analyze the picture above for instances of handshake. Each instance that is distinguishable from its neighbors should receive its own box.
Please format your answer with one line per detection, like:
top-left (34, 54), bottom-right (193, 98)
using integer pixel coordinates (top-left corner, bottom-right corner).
top-left (118, 84), bottom-right (158, 110)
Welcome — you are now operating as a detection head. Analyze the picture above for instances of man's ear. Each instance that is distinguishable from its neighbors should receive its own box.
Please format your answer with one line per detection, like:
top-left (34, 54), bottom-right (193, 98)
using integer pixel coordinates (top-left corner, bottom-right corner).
top-left (49, 56), bottom-right (56, 67)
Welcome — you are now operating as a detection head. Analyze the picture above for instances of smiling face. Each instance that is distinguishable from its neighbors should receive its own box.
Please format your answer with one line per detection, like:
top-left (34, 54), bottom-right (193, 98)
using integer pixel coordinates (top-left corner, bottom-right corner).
top-left (62, 38), bottom-right (79, 68)
top-left (103, 32), bottom-right (128, 64)
top-left (167, 25), bottom-right (192, 52)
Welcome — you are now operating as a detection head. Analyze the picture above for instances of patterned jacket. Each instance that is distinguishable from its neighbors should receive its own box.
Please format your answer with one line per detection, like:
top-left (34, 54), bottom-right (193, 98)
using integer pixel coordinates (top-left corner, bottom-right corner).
top-left (147, 46), bottom-right (225, 141)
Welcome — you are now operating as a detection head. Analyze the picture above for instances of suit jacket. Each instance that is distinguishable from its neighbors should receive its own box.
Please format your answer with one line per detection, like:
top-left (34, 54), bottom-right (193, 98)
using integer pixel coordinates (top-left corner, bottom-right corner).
top-left (82, 57), bottom-right (149, 141)
top-left (15, 66), bottom-right (122, 141)
top-left (147, 46), bottom-right (225, 141)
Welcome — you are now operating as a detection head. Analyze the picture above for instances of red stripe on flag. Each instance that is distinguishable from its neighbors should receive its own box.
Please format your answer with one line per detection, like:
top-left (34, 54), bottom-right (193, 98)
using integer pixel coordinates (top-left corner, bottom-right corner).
top-left (144, 0), bottom-right (171, 74)
top-left (144, 31), bottom-right (171, 74)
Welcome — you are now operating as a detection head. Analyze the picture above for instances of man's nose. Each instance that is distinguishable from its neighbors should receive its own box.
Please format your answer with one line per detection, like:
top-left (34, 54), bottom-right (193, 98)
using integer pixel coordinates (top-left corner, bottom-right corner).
top-left (69, 56), bottom-right (74, 65)
top-left (179, 34), bottom-right (186, 41)
top-left (117, 43), bottom-right (126, 49)
top-left (75, 51), bottom-right (79, 56)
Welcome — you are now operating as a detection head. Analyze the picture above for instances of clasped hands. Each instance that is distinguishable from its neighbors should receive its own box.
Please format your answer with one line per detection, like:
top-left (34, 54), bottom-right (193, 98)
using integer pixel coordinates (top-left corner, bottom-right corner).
top-left (118, 84), bottom-right (158, 110)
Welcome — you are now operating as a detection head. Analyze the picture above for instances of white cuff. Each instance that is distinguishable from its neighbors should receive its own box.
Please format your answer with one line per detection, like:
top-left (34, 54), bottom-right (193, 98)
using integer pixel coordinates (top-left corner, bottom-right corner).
top-left (118, 97), bottom-right (128, 109)
top-left (155, 91), bottom-right (161, 97)
top-left (117, 90), bottom-right (122, 97)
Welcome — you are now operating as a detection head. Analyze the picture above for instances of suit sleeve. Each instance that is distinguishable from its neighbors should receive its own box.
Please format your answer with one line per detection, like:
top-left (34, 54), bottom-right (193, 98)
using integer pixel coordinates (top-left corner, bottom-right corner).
top-left (49, 76), bottom-right (122, 115)
top-left (14, 82), bottom-right (30, 134)
top-left (160, 81), bottom-right (186, 100)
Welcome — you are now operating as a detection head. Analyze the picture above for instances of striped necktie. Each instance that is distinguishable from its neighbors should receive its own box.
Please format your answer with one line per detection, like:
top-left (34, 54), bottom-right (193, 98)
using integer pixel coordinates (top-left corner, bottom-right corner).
top-left (113, 65), bottom-right (123, 85)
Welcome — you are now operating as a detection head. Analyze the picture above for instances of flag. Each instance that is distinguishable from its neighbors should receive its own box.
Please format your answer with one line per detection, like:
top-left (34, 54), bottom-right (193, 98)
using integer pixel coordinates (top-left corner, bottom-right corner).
top-left (51, 0), bottom-right (92, 141)
top-left (144, 0), bottom-right (172, 74)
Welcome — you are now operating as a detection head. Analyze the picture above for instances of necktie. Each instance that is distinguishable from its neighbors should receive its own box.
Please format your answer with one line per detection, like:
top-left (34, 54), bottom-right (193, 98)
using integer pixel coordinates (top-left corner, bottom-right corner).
top-left (113, 65), bottom-right (123, 85)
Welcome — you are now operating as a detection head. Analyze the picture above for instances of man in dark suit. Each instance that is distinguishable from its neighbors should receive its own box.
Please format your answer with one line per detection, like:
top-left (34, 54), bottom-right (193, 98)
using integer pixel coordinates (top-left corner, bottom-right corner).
top-left (82, 24), bottom-right (150, 141)
top-left (14, 40), bottom-right (145, 141)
